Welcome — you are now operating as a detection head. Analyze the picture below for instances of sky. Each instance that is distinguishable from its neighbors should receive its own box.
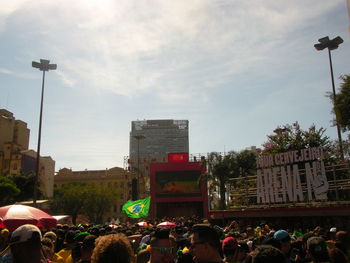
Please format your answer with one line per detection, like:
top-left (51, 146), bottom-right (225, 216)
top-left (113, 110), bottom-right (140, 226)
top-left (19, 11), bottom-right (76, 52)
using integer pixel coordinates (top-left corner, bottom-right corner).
top-left (1, 1), bottom-right (350, 171)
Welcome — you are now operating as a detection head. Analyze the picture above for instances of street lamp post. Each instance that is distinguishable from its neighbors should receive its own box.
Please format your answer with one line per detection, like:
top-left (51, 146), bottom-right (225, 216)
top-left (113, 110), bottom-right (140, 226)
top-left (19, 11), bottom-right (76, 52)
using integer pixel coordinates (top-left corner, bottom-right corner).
top-left (32, 59), bottom-right (57, 206)
top-left (314, 36), bottom-right (344, 159)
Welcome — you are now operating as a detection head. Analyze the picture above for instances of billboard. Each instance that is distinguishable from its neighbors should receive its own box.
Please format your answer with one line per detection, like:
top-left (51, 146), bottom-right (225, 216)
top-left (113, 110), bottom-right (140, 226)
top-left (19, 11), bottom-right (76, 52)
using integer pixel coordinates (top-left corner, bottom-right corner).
top-left (155, 170), bottom-right (201, 197)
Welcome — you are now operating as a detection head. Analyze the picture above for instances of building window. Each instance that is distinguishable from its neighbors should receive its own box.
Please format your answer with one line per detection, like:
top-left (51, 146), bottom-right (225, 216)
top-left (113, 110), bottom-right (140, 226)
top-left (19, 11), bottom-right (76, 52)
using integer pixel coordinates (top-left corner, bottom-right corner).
top-left (13, 163), bottom-right (17, 170)
top-left (114, 182), bottom-right (118, 188)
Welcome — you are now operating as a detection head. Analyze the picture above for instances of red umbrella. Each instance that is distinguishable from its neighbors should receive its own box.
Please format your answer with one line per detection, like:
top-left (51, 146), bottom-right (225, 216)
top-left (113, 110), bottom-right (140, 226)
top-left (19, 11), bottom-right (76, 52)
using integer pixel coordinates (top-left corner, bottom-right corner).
top-left (157, 221), bottom-right (176, 229)
top-left (0, 204), bottom-right (57, 231)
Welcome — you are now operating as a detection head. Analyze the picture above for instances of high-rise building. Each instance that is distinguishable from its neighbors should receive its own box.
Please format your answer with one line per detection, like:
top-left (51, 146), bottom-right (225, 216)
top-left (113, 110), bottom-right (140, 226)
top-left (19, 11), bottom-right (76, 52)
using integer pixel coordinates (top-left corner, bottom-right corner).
top-left (129, 119), bottom-right (189, 198)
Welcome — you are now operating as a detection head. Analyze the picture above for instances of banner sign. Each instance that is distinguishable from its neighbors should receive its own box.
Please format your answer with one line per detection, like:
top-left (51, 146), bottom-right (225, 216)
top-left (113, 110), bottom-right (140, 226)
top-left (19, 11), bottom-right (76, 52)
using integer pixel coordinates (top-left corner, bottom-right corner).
top-left (256, 147), bottom-right (328, 204)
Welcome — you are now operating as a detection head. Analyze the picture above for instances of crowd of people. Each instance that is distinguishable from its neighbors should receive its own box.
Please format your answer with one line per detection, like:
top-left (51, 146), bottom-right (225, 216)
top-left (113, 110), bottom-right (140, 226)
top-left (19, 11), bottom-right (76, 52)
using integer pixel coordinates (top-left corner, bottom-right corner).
top-left (1, 216), bottom-right (350, 263)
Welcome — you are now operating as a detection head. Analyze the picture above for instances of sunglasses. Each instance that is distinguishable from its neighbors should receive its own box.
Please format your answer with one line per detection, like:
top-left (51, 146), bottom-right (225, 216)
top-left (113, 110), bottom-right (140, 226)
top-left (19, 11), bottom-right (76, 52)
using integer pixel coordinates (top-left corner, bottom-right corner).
top-left (151, 246), bottom-right (175, 254)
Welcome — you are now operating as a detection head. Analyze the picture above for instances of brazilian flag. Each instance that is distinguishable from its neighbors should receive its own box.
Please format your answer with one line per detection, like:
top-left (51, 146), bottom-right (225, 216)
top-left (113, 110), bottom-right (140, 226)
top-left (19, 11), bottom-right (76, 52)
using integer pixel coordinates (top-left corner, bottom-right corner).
top-left (122, 196), bottom-right (151, 218)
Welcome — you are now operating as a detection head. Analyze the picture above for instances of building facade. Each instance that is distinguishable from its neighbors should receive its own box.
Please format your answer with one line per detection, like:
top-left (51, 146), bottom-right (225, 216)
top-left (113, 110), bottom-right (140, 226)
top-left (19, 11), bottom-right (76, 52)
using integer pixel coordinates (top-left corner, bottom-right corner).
top-left (128, 120), bottom-right (189, 198)
top-left (54, 167), bottom-right (137, 222)
top-left (0, 109), bottom-right (55, 198)
top-left (0, 109), bottom-right (30, 150)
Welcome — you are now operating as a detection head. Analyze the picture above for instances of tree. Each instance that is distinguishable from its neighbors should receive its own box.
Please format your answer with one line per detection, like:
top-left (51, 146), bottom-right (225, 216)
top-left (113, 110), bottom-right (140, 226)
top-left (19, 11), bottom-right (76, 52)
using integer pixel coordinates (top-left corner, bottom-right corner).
top-left (12, 172), bottom-right (42, 202)
top-left (333, 75), bottom-right (350, 132)
top-left (206, 152), bottom-right (238, 209)
top-left (0, 176), bottom-right (20, 206)
top-left (83, 185), bottom-right (118, 223)
top-left (236, 149), bottom-right (257, 177)
top-left (51, 182), bottom-right (118, 224)
top-left (51, 182), bottom-right (91, 225)
top-left (261, 122), bottom-right (335, 161)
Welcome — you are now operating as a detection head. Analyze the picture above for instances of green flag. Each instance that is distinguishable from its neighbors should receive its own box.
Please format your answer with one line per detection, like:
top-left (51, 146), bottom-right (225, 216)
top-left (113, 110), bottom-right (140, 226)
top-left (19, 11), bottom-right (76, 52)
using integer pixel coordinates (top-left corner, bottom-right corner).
top-left (122, 196), bottom-right (151, 218)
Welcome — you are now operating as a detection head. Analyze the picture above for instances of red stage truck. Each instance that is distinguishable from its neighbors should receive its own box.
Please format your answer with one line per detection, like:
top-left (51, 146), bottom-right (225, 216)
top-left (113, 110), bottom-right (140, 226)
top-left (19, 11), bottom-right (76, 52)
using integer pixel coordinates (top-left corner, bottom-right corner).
top-left (149, 153), bottom-right (208, 219)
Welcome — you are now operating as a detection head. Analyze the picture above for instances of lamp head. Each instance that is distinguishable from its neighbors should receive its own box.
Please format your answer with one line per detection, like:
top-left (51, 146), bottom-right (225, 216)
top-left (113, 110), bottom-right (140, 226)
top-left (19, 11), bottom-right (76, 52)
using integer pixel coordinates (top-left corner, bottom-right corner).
top-left (318, 36), bottom-right (330, 44)
top-left (314, 43), bottom-right (326, 51)
top-left (333, 36), bottom-right (343, 45)
top-left (32, 59), bottom-right (57, 71)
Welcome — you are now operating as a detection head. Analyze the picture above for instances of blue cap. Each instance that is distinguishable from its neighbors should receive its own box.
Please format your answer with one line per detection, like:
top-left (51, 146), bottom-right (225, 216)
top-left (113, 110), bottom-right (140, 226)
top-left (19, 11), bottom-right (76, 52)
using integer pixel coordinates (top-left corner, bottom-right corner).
top-left (274, 230), bottom-right (291, 241)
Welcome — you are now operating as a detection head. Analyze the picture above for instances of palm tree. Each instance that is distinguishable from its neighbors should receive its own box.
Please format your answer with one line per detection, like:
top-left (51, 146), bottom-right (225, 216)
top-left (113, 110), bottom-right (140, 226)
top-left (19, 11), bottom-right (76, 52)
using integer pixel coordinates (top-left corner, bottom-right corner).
top-left (206, 151), bottom-right (238, 209)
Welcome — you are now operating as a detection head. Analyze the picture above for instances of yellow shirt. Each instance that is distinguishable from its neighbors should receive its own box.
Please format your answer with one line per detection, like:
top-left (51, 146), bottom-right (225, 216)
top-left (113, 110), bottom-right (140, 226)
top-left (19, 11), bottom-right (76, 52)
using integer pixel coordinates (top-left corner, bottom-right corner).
top-left (53, 253), bottom-right (64, 263)
top-left (57, 249), bottom-right (72, 263)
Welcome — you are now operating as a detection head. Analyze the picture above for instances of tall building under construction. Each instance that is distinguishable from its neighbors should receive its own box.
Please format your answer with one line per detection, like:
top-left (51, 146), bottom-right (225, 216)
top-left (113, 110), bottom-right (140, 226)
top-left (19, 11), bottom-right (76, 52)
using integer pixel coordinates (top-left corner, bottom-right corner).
top-left (128, 119), bottom-right (189, 198)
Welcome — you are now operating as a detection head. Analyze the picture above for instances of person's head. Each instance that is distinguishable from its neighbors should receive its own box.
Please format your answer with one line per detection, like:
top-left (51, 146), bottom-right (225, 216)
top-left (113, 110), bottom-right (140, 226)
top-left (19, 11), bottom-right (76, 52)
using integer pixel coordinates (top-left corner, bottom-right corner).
top-left (81, 235), bottom-right (97, 261)
top-left (189, 224), bottom-right (222, 263)
top-left (252, 245), bottom-right (286, 263)
top-left (236, 241), bottom-right (249, 261)
top-left (149, 228), bottom-right (177, 263)
top-left (91, 233), bottom-right (134, 263)
top-left (273, 230), bottom-right (291, 254)
top-left (43, 231), bottom-right (57, 250)
top-left (1, 228), bottom-right (10, 240)
top-left (43, 231), bottom-right (57, 243)
top-left (136, 249), bottom-right (150, 263)
top-left (64, 230), bottom-right (76, 248)
top-left (10, 224), bottom-right (44, 263)
top-left (307, 236), bottom-right (330, 262)
top-left (41, 237), bottom-right (55, 260)
top-left (329, 227), bottom-right (337, 240)
top-left (222, 237), bottom-right (238, 257)
top-left (336, 231), bottom-right (350, 245)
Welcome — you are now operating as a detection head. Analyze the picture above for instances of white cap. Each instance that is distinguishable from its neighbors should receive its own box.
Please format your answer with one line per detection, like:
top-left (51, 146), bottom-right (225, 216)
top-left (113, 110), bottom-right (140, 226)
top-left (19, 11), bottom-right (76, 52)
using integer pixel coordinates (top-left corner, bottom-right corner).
top-left (247, 240), bottom-right (253, 250)
top-left (330, 227), bottom-right (337, 233)
top-left (10, 224), bottom-right (42, 245)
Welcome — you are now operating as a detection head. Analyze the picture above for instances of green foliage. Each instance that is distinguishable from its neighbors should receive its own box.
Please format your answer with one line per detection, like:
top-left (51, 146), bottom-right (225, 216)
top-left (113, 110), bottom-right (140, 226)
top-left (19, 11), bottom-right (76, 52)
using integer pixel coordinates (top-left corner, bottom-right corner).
top-left (207, 150), bottom-right (257, 209)
top-left (12, 172), bottom-right (42, 202)
top-left (0, 176), bottom-right (20, 206)
top-left (207, 152), bottom-right (238, 209)
top-left (51, 182), bottom-right (91, 225)
top-left (51, 182), bottom-right (118, 224)
top-left (261, 122), bottom-right (336, 162)
top-left (236, 149), bottom-right (257, 177)
top-left (83, 185), bottom-right (118, 223)
top-left (334, 75), bottom-right (350, 132)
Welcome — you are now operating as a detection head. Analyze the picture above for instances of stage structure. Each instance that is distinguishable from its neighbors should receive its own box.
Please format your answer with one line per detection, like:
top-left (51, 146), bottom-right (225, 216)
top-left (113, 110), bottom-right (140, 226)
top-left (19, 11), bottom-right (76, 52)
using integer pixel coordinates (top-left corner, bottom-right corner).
top-left (149, 153), bottom-right (208, 219)
top-left (209, 147), bottom-right (350, 229)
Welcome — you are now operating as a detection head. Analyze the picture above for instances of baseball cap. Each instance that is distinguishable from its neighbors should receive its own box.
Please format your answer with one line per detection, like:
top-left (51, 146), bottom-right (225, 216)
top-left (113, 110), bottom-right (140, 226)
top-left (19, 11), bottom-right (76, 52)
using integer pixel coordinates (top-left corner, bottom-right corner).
top-left (10, 224), bottom-right (42, 245)
top-left (222, 237), bottom-right (238, 250)
top-left (329, 227), bottom-right (337, 233)
top-left (74, 232), bottom-right (90, 242)
top-left (273, 230), bottom-right (291, 241)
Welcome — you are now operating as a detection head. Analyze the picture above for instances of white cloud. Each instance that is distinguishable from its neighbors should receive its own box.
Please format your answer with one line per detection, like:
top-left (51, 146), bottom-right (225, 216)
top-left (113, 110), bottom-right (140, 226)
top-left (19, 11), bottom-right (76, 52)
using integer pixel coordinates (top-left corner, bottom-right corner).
top-left (0, 68), bottom-right (12, 74)
top-left (3, 0), bottom-right (340, 103)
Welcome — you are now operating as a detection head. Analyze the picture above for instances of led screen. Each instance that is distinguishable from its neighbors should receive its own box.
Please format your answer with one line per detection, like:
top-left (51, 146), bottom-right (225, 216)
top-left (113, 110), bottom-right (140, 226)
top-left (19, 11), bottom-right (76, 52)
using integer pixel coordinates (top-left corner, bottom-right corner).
top-left (155, 170), bottom-right (201, 197)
